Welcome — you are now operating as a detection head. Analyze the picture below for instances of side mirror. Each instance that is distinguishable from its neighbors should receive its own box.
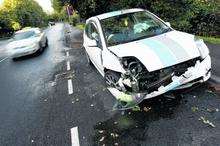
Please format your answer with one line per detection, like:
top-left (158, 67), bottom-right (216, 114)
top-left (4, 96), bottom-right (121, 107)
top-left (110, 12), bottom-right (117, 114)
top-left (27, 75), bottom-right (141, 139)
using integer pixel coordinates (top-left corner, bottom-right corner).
top-left (165, 22), bottom-right (171, 27)
top-left (88, 39), bottom-right (98, 47)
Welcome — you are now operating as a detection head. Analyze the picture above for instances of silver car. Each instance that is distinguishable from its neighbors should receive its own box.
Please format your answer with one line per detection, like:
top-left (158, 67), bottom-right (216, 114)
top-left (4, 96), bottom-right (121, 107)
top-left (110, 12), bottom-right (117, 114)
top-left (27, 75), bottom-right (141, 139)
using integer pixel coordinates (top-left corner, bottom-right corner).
top-left (7, 28), bottom-right (48, 59)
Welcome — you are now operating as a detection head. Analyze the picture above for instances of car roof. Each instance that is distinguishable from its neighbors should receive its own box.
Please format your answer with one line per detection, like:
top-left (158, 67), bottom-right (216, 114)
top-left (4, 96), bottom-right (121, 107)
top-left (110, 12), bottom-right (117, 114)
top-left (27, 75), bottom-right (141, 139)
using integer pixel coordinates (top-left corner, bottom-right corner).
top-left (15, 28), bottom-right (40, 34)
top-left (93, 8), bottom-right (145, 20)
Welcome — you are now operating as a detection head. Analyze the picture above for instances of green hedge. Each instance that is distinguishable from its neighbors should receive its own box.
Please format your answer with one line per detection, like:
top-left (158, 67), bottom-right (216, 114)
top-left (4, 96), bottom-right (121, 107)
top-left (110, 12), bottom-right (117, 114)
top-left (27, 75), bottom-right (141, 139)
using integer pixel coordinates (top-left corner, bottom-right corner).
top-left (73, 0), bottom-right (219, 37)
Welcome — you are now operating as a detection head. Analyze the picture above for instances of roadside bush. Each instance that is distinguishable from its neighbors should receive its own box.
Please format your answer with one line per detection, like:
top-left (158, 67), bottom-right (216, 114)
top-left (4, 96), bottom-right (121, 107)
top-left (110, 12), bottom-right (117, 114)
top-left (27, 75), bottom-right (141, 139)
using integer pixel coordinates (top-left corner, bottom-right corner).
top-left (0, 0), bottom-right (48, 38)
top-left (70, 13), bottom-right (79, 26)
top-left (72, 0), bottom-right (219, 36)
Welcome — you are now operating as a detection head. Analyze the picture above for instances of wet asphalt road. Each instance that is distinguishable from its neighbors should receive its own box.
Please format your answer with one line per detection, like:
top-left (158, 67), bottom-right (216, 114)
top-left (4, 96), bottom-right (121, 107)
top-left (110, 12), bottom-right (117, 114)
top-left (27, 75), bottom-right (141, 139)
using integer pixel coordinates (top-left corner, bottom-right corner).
top-left (0, 23), bottom-right (220, 146)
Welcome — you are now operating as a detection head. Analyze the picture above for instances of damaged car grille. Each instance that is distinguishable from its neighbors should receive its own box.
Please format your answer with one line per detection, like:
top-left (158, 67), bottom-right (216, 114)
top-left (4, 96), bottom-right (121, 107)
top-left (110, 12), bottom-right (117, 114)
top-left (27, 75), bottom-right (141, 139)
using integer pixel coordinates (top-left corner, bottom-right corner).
top-left (129, 57), bottom-right (200, 93)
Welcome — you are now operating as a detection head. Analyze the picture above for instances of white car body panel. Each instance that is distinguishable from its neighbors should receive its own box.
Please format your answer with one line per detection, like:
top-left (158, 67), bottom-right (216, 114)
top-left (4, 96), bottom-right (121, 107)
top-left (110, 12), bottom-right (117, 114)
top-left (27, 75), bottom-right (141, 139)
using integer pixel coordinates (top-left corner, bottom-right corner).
top-left (108, 30), bottom-right (200, 72)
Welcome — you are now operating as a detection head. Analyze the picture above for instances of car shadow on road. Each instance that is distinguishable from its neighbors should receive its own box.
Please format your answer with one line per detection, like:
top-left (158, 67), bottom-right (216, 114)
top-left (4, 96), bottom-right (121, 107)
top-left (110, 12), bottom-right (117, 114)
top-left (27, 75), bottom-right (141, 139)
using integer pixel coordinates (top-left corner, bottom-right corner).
top-left (91, 83), bottom-right (218, 146)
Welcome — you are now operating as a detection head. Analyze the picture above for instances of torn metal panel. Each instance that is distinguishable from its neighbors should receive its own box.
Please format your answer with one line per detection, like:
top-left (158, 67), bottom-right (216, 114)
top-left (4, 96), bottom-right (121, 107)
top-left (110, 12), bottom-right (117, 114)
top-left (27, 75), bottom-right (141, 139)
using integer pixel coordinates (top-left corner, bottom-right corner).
top-left (108, 55), bottom-right (211, 110)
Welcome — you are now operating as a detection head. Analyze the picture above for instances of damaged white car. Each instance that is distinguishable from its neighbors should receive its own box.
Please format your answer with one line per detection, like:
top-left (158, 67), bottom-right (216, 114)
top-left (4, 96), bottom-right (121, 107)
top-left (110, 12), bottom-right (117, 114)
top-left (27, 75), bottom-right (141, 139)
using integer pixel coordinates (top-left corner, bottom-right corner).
top-left (83, 8), bottom-right (211, 109)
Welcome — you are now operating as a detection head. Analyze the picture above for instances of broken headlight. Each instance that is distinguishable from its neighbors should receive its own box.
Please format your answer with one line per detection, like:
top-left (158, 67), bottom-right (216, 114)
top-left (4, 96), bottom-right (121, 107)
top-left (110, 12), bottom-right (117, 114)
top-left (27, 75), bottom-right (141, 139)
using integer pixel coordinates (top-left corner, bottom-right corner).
top-left (194, 36), bottom-right (209, 59)
top-left (119, 57), bottom-right (147, 92)
top-left (120, 56), bottom-right (144, 75)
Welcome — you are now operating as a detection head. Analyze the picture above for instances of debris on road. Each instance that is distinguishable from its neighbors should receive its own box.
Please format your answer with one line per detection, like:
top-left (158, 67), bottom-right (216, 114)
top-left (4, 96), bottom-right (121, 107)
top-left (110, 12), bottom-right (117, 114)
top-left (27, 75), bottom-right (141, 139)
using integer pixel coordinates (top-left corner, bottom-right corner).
top-left (143, 106), bottom-right (152, 112)
top-left (131, 106), bottom-right (141, 111)
top-left (191, 106), bottom-right (199, 112)
top-left (49, 81), bottom-right (56, 87)
top-left (199, 116), bottom-right (215, 128)
top-left (99, 136), bottom-right (105, 142)
top-left (98, 130), bottom-right (104, 134)
top-left (206, 108), bottom-right (219, 113)
top-left (110, 133), bottom-right (119, 138)
top-left (114, 121), bottom-right (118, 125)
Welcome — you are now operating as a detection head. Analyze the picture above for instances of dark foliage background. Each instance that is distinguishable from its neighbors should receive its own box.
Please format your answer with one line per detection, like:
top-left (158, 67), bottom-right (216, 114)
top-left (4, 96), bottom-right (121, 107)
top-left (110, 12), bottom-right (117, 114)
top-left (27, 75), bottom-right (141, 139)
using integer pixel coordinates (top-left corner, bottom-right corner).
top-left (69, 0), bottom-right (219, 36)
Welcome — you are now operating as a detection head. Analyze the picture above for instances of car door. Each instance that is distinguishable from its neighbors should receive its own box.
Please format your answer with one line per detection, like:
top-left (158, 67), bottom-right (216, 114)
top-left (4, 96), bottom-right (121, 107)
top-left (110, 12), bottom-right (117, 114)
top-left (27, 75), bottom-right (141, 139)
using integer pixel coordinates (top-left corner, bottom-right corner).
top-left (84, 22), bottom-right (104, 72)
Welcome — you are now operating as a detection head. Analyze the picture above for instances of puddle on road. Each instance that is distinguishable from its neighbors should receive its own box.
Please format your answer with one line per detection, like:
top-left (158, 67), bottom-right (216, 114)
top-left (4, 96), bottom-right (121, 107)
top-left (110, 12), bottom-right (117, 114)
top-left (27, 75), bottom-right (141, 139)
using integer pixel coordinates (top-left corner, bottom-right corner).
top-left (91, 84), bottom-right (220, 146)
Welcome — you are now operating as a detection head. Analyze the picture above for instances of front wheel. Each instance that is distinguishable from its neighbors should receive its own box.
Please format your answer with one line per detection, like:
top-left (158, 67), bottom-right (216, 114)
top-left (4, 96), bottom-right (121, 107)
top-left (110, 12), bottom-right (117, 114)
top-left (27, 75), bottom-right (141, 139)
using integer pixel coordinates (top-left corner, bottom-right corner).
top-left (104, 70), bottom-right (121, 88)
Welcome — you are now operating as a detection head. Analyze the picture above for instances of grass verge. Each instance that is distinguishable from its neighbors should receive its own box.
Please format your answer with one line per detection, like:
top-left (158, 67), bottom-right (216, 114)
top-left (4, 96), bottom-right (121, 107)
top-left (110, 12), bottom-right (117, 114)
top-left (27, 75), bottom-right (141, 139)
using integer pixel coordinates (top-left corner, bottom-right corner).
top-left (198, 36), bottom-right (220, 44)
top-left (75, 23), bottom-right (85, 30)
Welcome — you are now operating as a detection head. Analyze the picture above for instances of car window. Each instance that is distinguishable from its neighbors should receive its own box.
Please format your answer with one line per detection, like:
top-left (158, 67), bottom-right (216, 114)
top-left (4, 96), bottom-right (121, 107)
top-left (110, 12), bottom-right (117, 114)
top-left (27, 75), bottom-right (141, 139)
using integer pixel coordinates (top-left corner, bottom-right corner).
top-left (85, 23), bottom-right (100, 42)
top-left (14, 31), bottom-right (36, 40)
top-left (101, 11), bottom-right (171, 47)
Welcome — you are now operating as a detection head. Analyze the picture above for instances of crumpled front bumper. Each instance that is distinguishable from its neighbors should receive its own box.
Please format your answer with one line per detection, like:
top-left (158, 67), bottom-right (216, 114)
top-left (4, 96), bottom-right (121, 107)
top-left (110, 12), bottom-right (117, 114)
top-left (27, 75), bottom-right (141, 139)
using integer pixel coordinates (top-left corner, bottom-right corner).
top-left (108, 55), bottom-right (211, 110)
top-left (143, 55), bottom-right (211, 99)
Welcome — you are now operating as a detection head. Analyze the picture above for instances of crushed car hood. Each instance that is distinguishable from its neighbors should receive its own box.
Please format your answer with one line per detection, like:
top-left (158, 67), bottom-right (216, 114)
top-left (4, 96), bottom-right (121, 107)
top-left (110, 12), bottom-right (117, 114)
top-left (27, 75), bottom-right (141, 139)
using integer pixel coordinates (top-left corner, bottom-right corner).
top-left (108, 31), bottom-right (200, 72)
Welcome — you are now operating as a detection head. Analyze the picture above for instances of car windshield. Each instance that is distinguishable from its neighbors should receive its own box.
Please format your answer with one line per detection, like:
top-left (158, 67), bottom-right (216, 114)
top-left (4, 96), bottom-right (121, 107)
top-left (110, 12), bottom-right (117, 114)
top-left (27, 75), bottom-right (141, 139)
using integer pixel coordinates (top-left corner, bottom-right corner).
top-left (13, 30), bottom-right (36, 41)
top-left (101, 11), bottom-right (172, 47)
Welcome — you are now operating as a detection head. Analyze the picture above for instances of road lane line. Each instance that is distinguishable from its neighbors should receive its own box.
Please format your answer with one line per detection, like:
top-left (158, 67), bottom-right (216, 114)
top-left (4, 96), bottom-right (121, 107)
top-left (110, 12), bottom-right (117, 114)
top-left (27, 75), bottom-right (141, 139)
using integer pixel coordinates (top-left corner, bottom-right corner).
top-left (67, 61), bottom-right (71, 71)
top-left (68, 79), bottom-right (73, 95)
top-left (66, 51), bottom-right (69, 57)
top-left (0, 57), bottom-right (9, 63)
top-left (71, 127), bottom-right (80, 146)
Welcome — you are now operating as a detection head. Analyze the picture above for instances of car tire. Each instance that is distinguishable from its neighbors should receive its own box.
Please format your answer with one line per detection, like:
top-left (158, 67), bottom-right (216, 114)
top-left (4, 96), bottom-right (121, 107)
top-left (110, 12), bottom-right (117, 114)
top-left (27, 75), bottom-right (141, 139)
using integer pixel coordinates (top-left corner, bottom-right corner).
top-left (45, 38), bottom-right (48, 48)
top-left (38, 43), bottom-right (43, 53)
top-left (104, 70), bottom-right (121, 88)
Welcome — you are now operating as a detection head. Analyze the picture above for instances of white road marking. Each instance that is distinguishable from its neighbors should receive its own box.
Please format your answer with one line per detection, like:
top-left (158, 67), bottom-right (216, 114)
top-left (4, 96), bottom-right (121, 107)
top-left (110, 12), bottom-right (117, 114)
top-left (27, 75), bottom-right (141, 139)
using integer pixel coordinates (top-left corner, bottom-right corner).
top-left (71, 127), bottom-right (80, 146)
top-left (0, 57), bottom-right (9, 63)
top-left (66, 51), bottom-right (69, 57)
top-left (67, 61), bottom-right (71, 71)
top-left (68, 79), bottom-right (73, 95)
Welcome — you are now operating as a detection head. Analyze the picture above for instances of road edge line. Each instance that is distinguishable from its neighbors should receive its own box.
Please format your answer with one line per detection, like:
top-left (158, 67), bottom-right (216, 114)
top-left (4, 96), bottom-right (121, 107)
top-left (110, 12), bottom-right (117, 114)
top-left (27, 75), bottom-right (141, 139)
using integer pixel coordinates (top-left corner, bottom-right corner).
top-left (70, 127), bottom-right (80, 146)
top-left (67, 61), bottom-right (71, 71)
top-left (68, 79), bottom-right (73, 95)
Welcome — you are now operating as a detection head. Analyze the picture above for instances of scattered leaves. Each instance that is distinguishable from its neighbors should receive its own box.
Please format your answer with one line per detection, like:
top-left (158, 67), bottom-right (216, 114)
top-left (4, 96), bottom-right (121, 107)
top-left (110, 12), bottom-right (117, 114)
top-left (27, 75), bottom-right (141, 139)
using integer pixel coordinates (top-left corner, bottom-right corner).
top-left (98, 130), bottom-right (104, 134)
top-left (131, 106), bottom-right (141, 111)
top-left (99, 136), bottom-right (105, 142)
top-left (110, 133), bottom-right (119, 138)
top-left (199, 116), bottom-right (215, 128)
top-left (191, 106), bottom-right (199, 112)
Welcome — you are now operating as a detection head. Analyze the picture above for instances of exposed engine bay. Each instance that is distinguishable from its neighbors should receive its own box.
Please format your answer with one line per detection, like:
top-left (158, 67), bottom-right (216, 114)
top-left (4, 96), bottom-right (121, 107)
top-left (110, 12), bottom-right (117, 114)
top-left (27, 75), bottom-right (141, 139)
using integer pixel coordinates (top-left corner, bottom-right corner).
top-left (105, 55), bottom-right (211, 110)
top-left (107, 57), bottom-right (200, 94)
